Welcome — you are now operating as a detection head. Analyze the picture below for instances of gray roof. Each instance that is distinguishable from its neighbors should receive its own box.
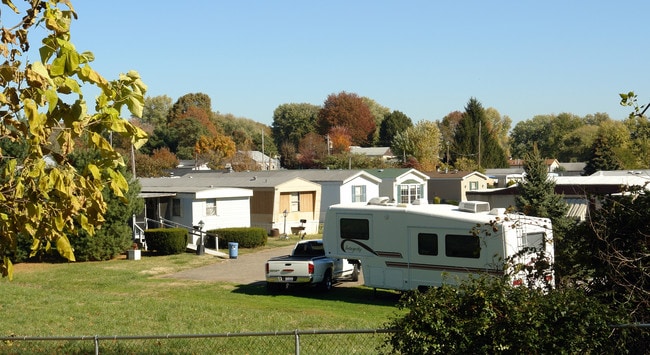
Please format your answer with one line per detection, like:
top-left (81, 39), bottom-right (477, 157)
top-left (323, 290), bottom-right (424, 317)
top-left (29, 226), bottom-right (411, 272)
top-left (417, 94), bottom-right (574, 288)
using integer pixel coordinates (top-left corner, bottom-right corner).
top-left (590, 170), bottom-right (650, 177)
top-left (178, 169), bottom-right (380, 184)
top-left (349, 146), bottom-right (393, 157)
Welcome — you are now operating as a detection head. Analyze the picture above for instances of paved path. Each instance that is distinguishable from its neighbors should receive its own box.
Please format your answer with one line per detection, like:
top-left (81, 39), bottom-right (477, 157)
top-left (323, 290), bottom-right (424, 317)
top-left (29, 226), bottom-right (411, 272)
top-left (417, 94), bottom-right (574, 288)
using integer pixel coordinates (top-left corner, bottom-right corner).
top-left (163, 245), bottom-right (295, 284)
top-left (164, 244), bottom-right (364, 287)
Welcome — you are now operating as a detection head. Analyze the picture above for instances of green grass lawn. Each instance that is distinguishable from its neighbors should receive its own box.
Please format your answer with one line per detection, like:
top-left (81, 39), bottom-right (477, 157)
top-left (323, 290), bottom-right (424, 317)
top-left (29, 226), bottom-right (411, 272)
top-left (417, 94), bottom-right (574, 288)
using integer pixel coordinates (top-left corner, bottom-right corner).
top-left (0, 241), bottom-right (401, 338)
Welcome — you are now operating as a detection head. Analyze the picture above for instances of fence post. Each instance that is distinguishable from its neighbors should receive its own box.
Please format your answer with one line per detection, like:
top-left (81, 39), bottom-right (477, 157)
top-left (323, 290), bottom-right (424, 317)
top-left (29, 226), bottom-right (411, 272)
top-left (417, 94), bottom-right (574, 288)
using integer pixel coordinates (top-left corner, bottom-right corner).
top-left (294, 329), bottom-right (300, 355)
top-left (94, 335), bottom-right (99, 355)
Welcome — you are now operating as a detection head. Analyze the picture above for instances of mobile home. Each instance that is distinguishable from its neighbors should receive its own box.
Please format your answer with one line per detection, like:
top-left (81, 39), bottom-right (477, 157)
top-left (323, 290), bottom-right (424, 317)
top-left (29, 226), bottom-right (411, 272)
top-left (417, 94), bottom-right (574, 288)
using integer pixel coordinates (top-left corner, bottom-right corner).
top-left (322, 198), bottom-right (554, 291)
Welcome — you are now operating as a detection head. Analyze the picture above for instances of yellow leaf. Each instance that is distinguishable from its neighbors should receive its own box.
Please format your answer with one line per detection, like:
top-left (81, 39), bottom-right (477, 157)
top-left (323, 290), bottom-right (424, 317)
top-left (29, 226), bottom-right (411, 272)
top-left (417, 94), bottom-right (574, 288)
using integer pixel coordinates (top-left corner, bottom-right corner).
top-left (87, 164), bottom-right (101, 180)
top-left (55, 235), bottom-right (75, 262)
top-left (2, 256), bottom-right (13, 281)
top-left (29, 238), bottom-right (41, 258)
top-left (55, 212), bottom-right (65, 231)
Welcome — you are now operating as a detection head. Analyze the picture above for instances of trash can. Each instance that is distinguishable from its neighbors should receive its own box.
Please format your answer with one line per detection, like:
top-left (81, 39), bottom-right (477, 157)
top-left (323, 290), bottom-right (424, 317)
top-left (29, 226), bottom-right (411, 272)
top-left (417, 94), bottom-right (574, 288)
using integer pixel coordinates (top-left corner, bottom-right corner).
top-left (228, 242), bottom-right (238, 259)
top-left (270, 228), bottom-right (280, 237)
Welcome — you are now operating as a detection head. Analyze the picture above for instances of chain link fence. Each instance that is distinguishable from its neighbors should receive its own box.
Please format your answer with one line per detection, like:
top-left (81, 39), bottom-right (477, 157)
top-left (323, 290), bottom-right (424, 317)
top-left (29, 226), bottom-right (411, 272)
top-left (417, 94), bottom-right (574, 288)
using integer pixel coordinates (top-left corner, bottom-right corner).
top-left (0, 328), bottom-right (396, 354)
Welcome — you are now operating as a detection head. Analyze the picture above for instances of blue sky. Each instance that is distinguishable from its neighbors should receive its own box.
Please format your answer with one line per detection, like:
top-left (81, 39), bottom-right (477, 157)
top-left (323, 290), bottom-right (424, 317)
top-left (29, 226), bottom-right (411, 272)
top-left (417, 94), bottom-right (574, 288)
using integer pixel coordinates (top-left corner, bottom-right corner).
top-left (56, 1), bottom-right (650, 125)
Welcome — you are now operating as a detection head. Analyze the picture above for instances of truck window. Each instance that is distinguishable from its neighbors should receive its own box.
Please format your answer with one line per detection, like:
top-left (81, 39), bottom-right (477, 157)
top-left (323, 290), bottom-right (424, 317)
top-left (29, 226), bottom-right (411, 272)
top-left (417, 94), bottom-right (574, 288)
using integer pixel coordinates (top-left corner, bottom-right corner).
top-left (445, 235), bottom-right (480, 259)
top-left (418, 233), bottom-right (438, 256)
top-left (340, 218), bottom-right (369, 240)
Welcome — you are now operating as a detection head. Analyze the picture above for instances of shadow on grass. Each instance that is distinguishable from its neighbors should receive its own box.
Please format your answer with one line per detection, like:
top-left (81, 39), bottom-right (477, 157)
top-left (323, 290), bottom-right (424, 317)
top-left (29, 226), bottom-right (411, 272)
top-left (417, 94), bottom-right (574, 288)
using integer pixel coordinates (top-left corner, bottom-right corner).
top-left (231, 280), bottom-right (402, 306)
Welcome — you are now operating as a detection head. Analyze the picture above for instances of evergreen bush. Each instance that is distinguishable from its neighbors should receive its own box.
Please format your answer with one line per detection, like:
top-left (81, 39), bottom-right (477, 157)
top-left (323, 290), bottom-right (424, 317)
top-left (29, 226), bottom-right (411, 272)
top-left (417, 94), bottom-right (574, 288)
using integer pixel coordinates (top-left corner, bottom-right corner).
top-left (210, 227), bottom-right (267, 248)
top-left (145, 228), bottom-right (188, 255)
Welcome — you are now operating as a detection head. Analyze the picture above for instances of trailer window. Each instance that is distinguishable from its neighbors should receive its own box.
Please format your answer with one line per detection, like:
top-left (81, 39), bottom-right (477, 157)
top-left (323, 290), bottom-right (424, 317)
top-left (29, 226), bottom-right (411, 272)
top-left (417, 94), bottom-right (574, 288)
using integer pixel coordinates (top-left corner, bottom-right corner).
top-left (445, 235), bottom-right (480, 259)
top-left (525, 232), bottom-right (546, 251)
top-left (418, 233), bottom-right (438, 256)
top-left (340, 218), bottom-right (369, 240)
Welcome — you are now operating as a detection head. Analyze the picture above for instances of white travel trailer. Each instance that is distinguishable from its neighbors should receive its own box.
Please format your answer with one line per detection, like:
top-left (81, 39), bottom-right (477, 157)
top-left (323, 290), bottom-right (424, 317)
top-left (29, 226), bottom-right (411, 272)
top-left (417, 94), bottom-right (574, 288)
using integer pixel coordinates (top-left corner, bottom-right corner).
top-left (322, 198), bottom-right (554, 291)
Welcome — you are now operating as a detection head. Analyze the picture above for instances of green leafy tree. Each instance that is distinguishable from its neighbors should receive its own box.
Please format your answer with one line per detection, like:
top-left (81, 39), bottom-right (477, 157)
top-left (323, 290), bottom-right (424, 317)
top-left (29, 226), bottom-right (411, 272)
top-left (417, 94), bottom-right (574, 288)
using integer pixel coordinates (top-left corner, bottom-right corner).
top-left (142, 95), bottom-right (172, 127)
top-left (271, 103), bottom-right (320, 151)
top-left (318, 91), bottom-right (376, 146)
top-left (623, 115), bottom-right (650, 169)
top-left (378, 110), bottom-right (413, 147)
top-left (558, 124), bottom-right (598, 162)
top-left (510, 113), bottom-right (587, 160)
top-left (438, 111), bottom-right (463, 146)
top-left (453, 98), bottom-right (508, 168)
top-left (582, 128), bottom-right (624, 176)
top-left (361, 96), bottom-right (390, 145)
top-left (484, 107), bottom-right (512, 159)
top-left (408, 120), bottom-right (441, 171)
top-left (391, 129), bottom-right (414, 163)
top-left (0, 1), bottom-right (148, 278)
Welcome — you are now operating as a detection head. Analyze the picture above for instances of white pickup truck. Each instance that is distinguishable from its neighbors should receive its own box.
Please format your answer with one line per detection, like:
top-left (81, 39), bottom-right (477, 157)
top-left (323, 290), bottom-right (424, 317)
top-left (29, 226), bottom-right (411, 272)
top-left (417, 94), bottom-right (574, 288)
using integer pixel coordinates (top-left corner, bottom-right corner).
top-left (265, 239), bottom-right (358, 292)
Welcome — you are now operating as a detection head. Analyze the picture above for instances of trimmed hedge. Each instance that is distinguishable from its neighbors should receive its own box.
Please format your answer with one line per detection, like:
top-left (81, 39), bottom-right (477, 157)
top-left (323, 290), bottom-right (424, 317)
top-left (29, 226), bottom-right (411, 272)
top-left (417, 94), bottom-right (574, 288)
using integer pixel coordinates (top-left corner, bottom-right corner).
top-left (145, 228), bottom-right (188, 255)
top-left (208, 227), bottom-right (267, 248)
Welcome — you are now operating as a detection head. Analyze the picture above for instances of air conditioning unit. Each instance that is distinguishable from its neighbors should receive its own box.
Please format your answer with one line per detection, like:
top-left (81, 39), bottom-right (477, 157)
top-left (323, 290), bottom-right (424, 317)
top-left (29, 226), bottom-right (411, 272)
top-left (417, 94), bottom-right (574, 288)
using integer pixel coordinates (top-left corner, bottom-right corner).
top-left (458, 201), bottom-right (490, 213)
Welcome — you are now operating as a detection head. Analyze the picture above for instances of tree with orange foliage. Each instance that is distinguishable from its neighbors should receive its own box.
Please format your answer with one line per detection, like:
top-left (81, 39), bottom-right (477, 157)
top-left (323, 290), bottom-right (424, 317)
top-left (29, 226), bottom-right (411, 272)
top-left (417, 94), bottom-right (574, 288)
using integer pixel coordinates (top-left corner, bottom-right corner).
top-left (328, 126), bottom-right (352, 154)
top-left (194, 133), bottom-right (236, 169)
top-left (318, 92), bottom-right (376, 146)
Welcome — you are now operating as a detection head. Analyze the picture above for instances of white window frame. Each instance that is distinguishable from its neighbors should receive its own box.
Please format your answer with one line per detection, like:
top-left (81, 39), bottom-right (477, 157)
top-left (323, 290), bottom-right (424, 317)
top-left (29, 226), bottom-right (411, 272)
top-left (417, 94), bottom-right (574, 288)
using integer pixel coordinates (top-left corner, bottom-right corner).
top-left (205, 198), bottom-right (217, 216)
top-left (469, 181), bottom-right (479, 190)
top-left (351, 185), bottom-right (367, 202)
top-left (290, 192), bottom-right (300, 212)
top-left (400, 184), bottom-right (422, 203)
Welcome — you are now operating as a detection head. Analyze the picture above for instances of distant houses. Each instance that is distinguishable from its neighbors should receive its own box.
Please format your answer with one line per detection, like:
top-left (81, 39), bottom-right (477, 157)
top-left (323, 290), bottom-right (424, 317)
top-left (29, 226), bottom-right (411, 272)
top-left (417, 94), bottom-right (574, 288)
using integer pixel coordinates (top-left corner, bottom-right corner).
top-left (136, 154), bottom-right (648, 245)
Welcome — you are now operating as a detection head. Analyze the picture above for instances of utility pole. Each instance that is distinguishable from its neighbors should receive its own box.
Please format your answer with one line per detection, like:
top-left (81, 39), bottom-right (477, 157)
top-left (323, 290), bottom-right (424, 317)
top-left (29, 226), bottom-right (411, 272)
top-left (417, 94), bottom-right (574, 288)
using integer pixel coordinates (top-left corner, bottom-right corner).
top-left (478, 122), bottom-right (481, 169)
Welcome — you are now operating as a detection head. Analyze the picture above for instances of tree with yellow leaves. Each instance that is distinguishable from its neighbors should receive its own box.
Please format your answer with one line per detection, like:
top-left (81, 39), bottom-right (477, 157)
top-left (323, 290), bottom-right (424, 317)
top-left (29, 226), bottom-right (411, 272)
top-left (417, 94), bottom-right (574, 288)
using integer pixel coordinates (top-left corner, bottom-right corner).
top-left (0, 0), bottom-right (148, 279)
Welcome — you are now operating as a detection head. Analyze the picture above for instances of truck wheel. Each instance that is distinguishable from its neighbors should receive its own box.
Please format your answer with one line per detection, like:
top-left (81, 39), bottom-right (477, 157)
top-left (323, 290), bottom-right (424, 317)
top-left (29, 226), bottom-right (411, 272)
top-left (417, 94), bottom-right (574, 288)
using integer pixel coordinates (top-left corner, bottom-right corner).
top-left (351, 264), bottom-right (359, 282)
top-left (320, 270), bottom-right (333, 291)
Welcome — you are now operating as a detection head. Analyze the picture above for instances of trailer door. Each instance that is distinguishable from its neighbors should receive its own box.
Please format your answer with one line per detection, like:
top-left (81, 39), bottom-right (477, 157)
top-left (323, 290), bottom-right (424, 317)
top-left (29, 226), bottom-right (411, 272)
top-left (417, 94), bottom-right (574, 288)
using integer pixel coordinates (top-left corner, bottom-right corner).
top-left (407, 227), bottom-right (442, 290)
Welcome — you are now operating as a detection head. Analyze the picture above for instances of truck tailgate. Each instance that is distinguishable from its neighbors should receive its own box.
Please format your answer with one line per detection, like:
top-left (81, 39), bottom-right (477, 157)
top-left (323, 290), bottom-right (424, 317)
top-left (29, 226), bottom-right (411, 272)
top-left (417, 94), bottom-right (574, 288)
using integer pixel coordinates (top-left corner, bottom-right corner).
top-left (266, 256), bottom-right (315, 281)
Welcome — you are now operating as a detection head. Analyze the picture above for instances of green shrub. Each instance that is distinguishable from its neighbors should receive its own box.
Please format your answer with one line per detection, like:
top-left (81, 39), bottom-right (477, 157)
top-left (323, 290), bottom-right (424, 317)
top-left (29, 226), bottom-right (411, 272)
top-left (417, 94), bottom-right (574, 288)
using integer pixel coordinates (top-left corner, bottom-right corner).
top-left (383, 275), bottom-right (622, 354)
top-left (145, 228), bottom-right (188, 255)
top-left (209, 227), bottom-right (267, 248)
top-left (70, 223), bottom-right (132, 261)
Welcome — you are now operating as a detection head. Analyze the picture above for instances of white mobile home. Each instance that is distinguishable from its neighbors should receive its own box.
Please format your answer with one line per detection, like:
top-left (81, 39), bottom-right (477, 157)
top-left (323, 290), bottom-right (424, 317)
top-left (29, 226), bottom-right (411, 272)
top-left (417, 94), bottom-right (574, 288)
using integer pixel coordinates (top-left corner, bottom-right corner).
top-left (322, 198), bottom-right (554, 291)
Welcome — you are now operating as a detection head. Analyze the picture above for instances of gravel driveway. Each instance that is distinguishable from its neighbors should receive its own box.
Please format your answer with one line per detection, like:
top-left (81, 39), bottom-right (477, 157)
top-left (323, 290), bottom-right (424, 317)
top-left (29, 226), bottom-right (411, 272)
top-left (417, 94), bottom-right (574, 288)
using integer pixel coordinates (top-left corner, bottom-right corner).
top-left (164, 244), bottom-right (363, 287)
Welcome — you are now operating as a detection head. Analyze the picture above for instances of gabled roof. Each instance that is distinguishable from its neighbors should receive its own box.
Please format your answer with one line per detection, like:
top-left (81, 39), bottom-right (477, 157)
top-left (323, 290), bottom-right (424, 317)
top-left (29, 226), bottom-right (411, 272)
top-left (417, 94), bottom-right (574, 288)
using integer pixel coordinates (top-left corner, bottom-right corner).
top-left (424, 170), bottom-right (488, 180)
top-left (364, 168), bottom-right (429, 180)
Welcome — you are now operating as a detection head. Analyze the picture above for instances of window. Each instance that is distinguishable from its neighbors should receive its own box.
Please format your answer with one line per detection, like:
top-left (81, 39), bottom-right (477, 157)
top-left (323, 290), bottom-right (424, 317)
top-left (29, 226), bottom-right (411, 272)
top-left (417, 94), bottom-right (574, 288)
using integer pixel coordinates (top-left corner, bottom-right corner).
top-left (290, 192), bottom-right (300, 212)
top-left (340, 218), bottom-right (370, 240)
top-left (445, 235), bottom-right (481, 259)
top-left (205, 198), bottom-right (217, 216)
top-left (418, 233), bottom-right (438, 256)
top-left (469, 181), bottom-right (479, 190)
top-left (524, 232), bottom-right (546, 251)
top-left (352, 185), bottom-right (367, 202)
top-left (400, 184), bottom-right (422, 203)
top-left (172, 199), bottom-right (181, 217)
